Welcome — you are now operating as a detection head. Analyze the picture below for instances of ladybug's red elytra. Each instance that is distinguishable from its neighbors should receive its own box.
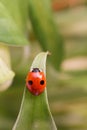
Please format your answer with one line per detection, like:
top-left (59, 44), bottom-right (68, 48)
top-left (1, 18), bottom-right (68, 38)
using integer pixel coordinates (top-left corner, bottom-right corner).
top-left (26, 68), bottom-right (46, 96)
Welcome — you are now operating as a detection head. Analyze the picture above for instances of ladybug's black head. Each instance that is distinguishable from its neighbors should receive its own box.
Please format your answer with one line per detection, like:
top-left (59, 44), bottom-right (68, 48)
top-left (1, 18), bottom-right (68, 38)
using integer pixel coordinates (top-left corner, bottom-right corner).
top-left (32, 68), bottom-right (40, 72)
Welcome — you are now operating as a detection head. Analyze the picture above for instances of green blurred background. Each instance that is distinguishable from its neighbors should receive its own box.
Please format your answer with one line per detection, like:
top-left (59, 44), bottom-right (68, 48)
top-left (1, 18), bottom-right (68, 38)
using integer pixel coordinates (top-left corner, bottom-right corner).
top-left (0, 0), bottom-right (87, 130)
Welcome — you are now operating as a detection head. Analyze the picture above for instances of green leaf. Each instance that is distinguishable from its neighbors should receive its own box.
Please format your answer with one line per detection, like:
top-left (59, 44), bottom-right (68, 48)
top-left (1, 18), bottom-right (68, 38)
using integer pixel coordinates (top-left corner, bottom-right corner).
top-left (28, 0), bottom-right (64, 70)
top-left (0, 44), bottom-right (11, 66)
top-left (0, 44), bottom-right (15, 91)
top-left (0, 57), bottom-right (15, 90)
top-left (0, 0), bottom-right (29, 46)
top-left (13, 52), bottom-right (57, 130)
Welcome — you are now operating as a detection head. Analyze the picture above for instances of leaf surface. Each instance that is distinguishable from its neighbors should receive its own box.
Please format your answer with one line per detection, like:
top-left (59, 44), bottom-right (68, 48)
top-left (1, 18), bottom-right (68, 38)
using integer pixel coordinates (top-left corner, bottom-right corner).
top-left (0, 0), bottom-right (29, 45)
top-left (13, 52), bottom-right (57, 130)
top-left (28, 0), bottom-right (64, 70)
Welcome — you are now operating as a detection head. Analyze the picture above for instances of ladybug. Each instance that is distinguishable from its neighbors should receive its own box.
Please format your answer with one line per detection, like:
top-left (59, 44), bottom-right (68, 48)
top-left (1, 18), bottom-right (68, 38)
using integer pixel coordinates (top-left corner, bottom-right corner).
top-left (26, 68), bottom-right (46, 96)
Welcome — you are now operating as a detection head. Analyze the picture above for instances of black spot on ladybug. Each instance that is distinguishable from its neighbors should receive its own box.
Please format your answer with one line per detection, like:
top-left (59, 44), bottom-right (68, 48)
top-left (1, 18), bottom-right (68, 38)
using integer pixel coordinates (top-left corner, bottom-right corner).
top-left (40, 80), bottom-right (44, 85)
top-left (32, 68), bottom-right (40, 72)
top-left (28, 80), bottom-right (33, 85)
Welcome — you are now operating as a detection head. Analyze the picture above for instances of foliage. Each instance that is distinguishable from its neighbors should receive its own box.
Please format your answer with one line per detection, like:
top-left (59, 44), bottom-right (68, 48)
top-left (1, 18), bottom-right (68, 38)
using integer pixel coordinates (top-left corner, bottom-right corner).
top-left (0, 0), bottom-right (87, 130)
top-left (28, 0), bottom-right (63, 70)
top-left (0, 0), bottom-right (61, 129)
top-left (0, 0), bottom-right (29, 45)
top-left (13, 52), bottom-right (57, 130)
top-left (0, 45), bottom-right (15, 91)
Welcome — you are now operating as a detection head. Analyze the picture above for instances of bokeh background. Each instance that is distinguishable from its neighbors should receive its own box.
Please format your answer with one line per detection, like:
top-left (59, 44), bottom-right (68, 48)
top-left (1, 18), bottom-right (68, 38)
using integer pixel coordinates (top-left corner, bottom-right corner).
top-left (0, 0), bottom-right (87, 130)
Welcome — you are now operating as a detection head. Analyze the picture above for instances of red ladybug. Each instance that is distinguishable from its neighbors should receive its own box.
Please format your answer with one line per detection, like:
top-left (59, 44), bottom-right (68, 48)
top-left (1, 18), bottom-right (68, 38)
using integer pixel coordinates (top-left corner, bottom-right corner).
top-left (26, 68), bottom-right (46, 96)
